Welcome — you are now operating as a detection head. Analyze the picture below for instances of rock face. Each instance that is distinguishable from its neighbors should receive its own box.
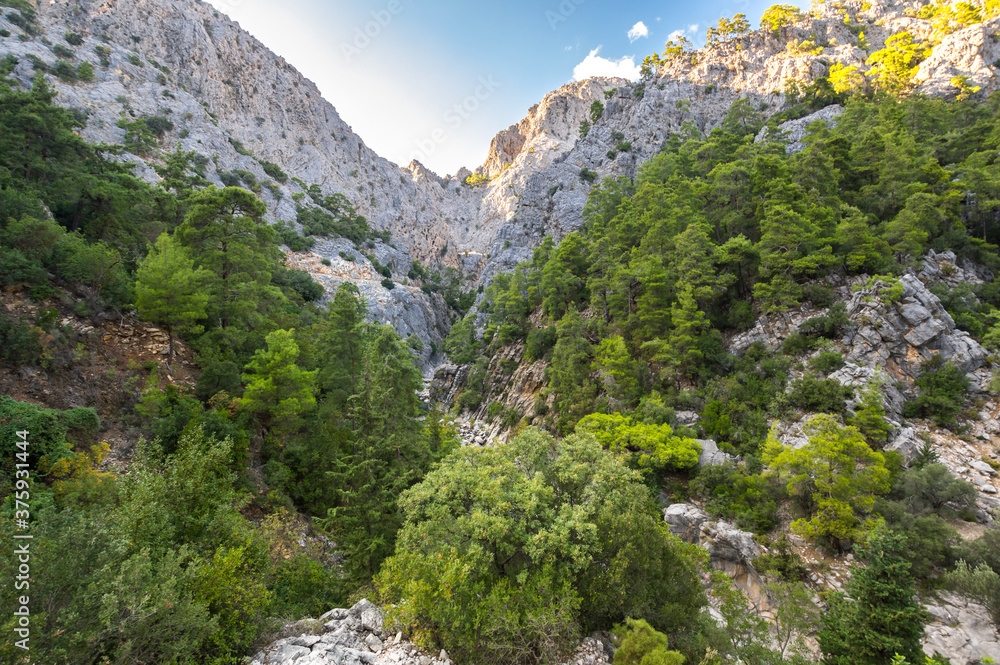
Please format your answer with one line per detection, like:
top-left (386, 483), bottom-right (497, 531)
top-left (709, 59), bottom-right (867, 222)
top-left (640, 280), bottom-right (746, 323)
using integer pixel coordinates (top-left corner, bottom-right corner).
top-left (663, 503), bottom-right (764, 602)
top-left (843, 273), bottom-right (986, 380)
top-left (923, 591), bottom-right (1000, 663)
top-left (755, 104), bottom-right (843, 154)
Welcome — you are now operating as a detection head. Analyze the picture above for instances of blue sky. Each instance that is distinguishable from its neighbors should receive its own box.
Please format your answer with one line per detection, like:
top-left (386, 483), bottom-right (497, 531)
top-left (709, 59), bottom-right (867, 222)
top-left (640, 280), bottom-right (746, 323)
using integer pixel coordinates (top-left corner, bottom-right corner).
top-left (205, 0), bottom-right (804, 176)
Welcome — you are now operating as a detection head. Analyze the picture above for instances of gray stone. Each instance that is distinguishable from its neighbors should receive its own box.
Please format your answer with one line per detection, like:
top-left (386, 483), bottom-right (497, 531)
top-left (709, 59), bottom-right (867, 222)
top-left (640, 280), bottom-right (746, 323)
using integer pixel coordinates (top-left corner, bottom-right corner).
top-left (904, 318), bottom-right (947, 346)
top-left (364, 633), bottom-right (383, 652)
top-left (697, 439), bottom-right (733, 468)
top-left (663, 503), bottom-right (708, 544)
top-left (899, 302), bottom-right (932, 326)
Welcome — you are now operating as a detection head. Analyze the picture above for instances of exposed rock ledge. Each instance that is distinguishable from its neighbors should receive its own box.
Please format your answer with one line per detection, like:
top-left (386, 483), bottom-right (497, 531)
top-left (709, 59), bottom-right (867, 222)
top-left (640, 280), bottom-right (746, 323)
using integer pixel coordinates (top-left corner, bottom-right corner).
top-left (251, 599), bottom-right (612, 665)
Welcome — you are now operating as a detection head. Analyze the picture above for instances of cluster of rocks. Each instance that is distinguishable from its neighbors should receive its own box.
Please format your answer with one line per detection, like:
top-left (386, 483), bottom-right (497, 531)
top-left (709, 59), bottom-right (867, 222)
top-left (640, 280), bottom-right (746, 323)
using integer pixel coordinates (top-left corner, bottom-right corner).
top-left (844, 273), bottom-right (985, 380)
top-left (455, 418), bottom-right (492, 447)
top-left (251, 600), bottom-right (614, 665)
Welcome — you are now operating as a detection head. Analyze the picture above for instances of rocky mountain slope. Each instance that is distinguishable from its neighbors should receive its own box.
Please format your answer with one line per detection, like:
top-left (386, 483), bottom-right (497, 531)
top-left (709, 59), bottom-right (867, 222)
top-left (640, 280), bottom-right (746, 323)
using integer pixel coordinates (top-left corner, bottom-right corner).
top-left (5, 0), bottom-right (999, 324)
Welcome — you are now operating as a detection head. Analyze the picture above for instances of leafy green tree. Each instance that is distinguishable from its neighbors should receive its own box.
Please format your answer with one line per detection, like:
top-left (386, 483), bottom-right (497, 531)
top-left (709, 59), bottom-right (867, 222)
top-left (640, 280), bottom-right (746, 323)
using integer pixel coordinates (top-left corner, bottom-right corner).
top-left (818, 521), bottom-right (928, 665)
top-left (903, 358), bottom-right (970, 428)
top-left (949, 560), bottom-right (1000, 625)
top-left (668, 286), bottom-right (714, 384)
top-left (576, 412), bottom-right (702, 471)
top-left (592, 335), bottom-right (641, 409)
top-left (376, 428), bottom-right (705, 664)
top-left (850, 383), bottom-right (892, 448)
top-left (135, 233), bottom-right (210, 365)
top-left (240, 329), bottom-right (317, 433)
top-left (764, 415), bottom-right (890, 547)
top-left (547, 307), bottom-right (595, 433)
top-left (765, 580), bottom-right (820, 660)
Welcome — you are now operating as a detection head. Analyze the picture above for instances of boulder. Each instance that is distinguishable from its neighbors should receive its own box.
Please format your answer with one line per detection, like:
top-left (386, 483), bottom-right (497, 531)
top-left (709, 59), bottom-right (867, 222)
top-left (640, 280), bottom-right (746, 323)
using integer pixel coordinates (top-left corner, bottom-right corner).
top-left (697, 438), bottom-right (734, 468)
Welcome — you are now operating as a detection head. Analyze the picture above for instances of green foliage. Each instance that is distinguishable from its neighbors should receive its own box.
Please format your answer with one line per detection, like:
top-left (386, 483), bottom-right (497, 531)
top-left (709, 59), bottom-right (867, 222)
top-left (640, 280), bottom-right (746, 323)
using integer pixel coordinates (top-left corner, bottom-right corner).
top-left (576, 412), bottom-right (702, 472)
top-left (136, 233), bottom-right (210, 364)
top-left (240, 329), bottom-right (317, 433)
top-left (590, 100), bottom-right (604, 123)
top-left (613, 618), bottom-right (684, 665)
top-left (760, 5), bottom-right (802, 34)
top-left (765, 415), bottom-right (890, 547)
top-left (903, 357), bottom-right (970, 428)
top-left (787, 374), bottom-right (854, 414)
top-left (465, 172), bottom-right (489, 187)
top-left (818, 522), bottom-right (928, 665)
top-left (799, 302), bottom-right (850, 338)
top-left (0, 396), bottom-right (99, 489)
top-left (260, 160), bottom-right (288, 183)
top-left (692, 462), bottom-right (779, 534)
top-left (377, 428), bottom-right (705, 664)
top-left (850, 383), bottom-right (892, 448)
top-left (865, 32), bottom-right (931, 93)
top-left (810, 350), bottom-right (845, 374)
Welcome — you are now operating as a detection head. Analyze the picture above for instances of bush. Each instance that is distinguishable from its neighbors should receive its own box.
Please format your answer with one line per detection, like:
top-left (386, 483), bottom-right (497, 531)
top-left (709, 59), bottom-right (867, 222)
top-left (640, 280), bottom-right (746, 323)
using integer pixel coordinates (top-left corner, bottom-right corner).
top-left (0, 312), bottom-right (42, 364)
top-left (810, 350), bottom-right (845, 374)
top-left (693, 462), bottom-right (779, 534)
top-left (787, 375), bottom-right (853, 414)
top-left (377, 429), bottom-right (705, 664)
top-left (525, 325), bottom-right (558, 362)
top-left (52, 43), bottom-right (74, 58)
top-left (782, 332), bottom-right (818, 356)
top-left (76, 61), bottom-right (94, 81)
top-left (612, 618), bottom-right (684, 665)
top-left (52, 60), bottom-right (77, 81)
top-left (381, 278), bottom-right (395, 290)
top-left (580, 168), bottom-right (598, 183)
top-left (0, 396), bottom-right (99, 488)
top-left (64, 31), bottom-right (83, 45)
top-left (799, 302), bottom-right (849, 338)
top-left (260, 160), bottom-right (288, 183)
top-left (269, 554), bottom-right (345, 619)
top-left (903, 358), bottom-right (970, 428)
top-left (143, 115), bottom-right (174, 137)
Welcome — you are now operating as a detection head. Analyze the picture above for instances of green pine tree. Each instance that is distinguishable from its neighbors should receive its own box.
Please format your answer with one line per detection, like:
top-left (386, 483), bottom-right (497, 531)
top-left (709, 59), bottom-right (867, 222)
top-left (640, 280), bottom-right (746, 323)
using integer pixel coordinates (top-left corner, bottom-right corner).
top-left (135, 233), bottom-right (210, 365)
top-left (818, 521), bottom-right (929, 665)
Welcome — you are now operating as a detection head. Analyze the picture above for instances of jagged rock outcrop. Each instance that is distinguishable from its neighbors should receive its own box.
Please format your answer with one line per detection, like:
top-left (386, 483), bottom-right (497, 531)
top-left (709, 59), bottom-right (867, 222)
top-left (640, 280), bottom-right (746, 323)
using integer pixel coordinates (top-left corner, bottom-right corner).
top-left (729, 254), bottom-right (988, 387)
top-left (843, 273), bottom-right (986, 379)
top-left (251, 599), bottom-right (612, 665)
top-left (755, 104), bottom-right (843, 154)
top-left (663, 503), bottom-right (764, 602)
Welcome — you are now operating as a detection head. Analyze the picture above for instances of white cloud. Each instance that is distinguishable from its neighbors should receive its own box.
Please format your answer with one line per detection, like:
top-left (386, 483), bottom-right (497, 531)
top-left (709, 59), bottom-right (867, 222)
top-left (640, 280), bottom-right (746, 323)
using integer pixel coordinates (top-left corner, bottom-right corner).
top-left (668, 24), bottom-right (699, 43)
top-left (572, 46), bottom-right (641, 82)
top-left (628, 21), bottom-right (649, 42)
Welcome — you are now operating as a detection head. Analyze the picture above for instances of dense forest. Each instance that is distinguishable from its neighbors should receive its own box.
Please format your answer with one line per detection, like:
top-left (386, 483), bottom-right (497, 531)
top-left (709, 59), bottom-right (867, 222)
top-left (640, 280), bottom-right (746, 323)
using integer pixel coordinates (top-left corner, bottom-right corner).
top-left (1, 1), bottom-right (1000, 664)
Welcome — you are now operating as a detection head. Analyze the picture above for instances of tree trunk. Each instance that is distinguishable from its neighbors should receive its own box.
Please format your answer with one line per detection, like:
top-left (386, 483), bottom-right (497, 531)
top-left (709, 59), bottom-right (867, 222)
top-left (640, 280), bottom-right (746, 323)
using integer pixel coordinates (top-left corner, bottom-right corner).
top-left (166, 325), bottom-right (174, 366)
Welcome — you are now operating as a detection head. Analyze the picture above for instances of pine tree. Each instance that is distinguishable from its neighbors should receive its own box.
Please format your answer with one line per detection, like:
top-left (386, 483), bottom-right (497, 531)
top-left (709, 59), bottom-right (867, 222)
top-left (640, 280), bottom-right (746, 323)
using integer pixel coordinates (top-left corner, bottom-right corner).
top-left (818, 522), bottom-right (928, 665)
top-left (135, 233), bottom-right (210, 365)
top-left (175, 186), bottom-right (282, 335)
top-left (322, 325), bottom-right (430, 585)
top-left (240, 329), bottom-right (317, 434)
